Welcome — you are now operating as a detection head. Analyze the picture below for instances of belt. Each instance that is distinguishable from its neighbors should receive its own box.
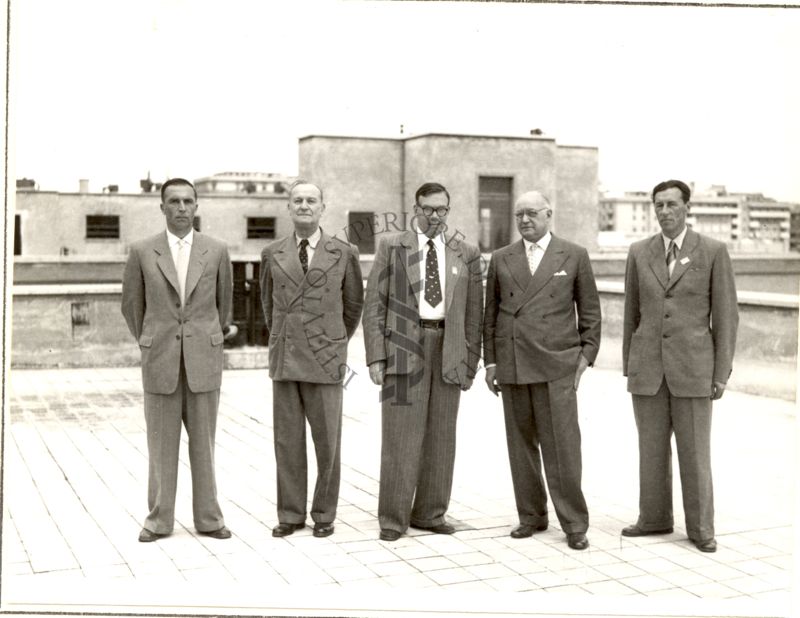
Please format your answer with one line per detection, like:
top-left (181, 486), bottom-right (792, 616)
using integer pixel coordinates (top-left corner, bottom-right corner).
top-left (419, 319), bottom-right (445, 329)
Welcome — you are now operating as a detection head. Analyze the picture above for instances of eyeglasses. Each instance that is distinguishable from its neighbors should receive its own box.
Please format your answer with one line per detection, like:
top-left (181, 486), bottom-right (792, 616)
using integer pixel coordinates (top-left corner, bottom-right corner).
top-left (417, 206), bottom-right (450, 217)
top-left (515, 208), bottom-right (549, 220)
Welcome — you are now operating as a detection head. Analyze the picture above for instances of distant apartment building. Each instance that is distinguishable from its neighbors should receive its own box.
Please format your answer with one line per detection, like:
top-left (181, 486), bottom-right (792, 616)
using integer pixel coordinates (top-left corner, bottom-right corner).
top-left (599, 185), bottom-right (795, 253)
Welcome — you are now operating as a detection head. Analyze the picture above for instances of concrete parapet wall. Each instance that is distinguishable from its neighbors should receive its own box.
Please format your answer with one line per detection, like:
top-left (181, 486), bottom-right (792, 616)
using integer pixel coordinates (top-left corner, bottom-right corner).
top-left (11, 281), bottom-right (798, 401)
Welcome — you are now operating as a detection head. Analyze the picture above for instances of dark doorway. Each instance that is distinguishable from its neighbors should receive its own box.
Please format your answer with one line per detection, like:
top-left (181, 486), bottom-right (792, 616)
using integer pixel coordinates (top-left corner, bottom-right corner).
top-left (14, 214), bottom-right (21, 255)
top-left (230, 260), bottom-right (268, 347)
top-left (478, 176), bottom-right (513, 252)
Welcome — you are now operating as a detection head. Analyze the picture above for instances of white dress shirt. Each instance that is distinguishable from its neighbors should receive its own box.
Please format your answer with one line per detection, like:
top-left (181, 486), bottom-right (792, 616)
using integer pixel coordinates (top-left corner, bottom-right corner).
top-left (166, 228), bottom-right (193, 304)
top-left (417, 228), bottom-right (447, 320)
top-left (522, 231), bottom-right (551, 275)
top-left (662, 225), bottom-right (688, 277)
top-left (296, 226), bottom-right (322, 266)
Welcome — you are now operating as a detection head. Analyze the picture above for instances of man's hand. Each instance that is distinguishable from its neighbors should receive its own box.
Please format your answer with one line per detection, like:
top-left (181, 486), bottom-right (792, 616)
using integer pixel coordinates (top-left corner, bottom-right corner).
top-left (461, 377), bottom-right (474, 392)
top-left (574, 353), bottom-right (590, 391)
top-left (223, 324), bottom-right (238, 341)
top-left (711, 381), bottom-right (727, 400)
top-left (485, 366), bottom-right (501, 396)
top-left (369, 361), bottom-right (386, 386)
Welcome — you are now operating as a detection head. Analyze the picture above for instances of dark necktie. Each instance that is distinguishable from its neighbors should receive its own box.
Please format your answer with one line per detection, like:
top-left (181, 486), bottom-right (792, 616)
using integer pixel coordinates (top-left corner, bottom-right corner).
top-left (666, 240), bottom-right (678, 275)
top-left (424, 239), bottom-right (442, 307)
top-left (299, 238), bottom-right (309, 274)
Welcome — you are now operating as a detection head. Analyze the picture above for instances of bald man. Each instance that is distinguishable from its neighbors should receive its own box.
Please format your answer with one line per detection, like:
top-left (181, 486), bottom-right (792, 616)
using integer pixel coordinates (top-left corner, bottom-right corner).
top-left (483, 191), bottom-right (601, 550)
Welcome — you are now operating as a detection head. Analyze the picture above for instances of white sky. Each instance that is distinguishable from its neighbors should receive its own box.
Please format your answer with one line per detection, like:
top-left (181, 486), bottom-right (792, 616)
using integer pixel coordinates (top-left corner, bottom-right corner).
top-left (9, 0), bottom-right (800, 201)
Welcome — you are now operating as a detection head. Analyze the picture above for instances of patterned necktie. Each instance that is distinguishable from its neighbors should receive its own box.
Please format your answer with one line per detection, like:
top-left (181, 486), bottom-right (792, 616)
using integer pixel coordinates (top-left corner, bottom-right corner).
top-left (666, 240), bottom-right (678, 276)
top-left (176, 239), bottom-right (189, 305)
top-left (299, 238), bottom-right (309, 274)
top-left (527, 243), bottom-right (540, 275)
top-left (424, 239), bottom-right (442, 307)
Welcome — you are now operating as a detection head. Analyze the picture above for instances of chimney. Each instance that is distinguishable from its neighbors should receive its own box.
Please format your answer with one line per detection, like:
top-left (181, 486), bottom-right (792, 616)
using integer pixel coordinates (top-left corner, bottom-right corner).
top-left (79, 179), bottom-right (90, 193)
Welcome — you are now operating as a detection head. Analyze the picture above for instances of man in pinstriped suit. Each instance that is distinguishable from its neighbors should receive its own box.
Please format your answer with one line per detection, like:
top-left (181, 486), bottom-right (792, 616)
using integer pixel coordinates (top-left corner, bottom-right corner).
top-left (362, 182), bottom-right (483, 542)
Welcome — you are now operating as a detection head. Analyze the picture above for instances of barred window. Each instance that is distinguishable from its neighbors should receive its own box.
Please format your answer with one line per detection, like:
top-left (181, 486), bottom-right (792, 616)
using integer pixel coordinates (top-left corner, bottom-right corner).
top-left (86, 215), bottom-right (119, 239)
top-left (247, 217), bottom-right (276, 239)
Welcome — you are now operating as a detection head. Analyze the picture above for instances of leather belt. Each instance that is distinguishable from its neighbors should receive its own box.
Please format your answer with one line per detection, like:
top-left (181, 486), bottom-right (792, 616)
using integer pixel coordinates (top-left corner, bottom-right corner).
top-left (419, 319), bottom-right (445, 329)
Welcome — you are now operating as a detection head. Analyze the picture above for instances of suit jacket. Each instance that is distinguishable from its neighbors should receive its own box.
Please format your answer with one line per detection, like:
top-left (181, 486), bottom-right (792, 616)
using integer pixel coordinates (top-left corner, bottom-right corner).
top-left (260, 231), bottom-right (364, 384)
top-left (622, 228), bottom-right (739, 398)
top-left (121, 231), bottom-right (232, 395)
top-left (483, 235), bottom-right (601, 385)
top-left (362, 230), bottom-right (483, 387)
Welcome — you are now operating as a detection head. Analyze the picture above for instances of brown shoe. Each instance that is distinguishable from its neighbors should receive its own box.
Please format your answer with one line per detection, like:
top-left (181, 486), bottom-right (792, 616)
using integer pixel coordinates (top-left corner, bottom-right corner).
top-left (567, 532), bottom-right (589, 550)
top-left (692, 538), bottom-right (717, 553)
top-left (313, 523), bottom-right (334, 538)
top-left (138, 528), bottom-right (168, 543)
top-left (272, 522), bottom-right (305, 537)
top-left (621, 524), bottom-right (674, 537)
top-left (510, 523), bottom-right (548, 538)
top-left (198, 526), bottom-right (232, 540)
top-left (409, 522), bottom-right (455, 534)
top-left (379, 529), bottom-right (402, 541)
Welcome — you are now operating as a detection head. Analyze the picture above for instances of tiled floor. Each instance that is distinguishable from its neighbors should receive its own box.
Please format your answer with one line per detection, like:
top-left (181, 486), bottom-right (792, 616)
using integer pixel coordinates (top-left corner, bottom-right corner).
top-left (1, 334), bottom-right (795, 617)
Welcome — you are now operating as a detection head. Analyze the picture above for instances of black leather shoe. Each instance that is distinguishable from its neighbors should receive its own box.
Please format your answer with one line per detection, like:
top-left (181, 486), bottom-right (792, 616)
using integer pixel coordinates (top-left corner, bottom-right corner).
top-left (272, 522), bottom-right (305, 537)
top-left (510, 523), bottom-right (548, 538)
top-left (692, 538), bottom-right (717, 553)
top-left (409, 522), bottom-right (456, 535)
top-left (138, 528), bottom-right (168, 543)
top-left (621, 524), bottom-right (674, 537)
top-left (567, 532), bottom-right (589, 550)
top-left (379, 529), bottom-right (402, 541)
top-left (198, 526), bottom-right (232, 539)
top-left (313, 523), bottom-right (334, 538)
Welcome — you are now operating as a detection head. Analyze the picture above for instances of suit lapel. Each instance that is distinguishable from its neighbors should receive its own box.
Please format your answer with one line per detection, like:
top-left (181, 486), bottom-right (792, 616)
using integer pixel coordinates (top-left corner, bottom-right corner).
top-left (647, 234), bottom-right (669, 289)
top-left (154, 232), bottom-right (181, 299)
top-left (444, 238), bottom-right (463, 312)
top-left (514, 236), bottom-right (568, 310)
top-left (399, 231), bottom-right (422, 305)
top-left (666, 228), bottom-right (700, 291)
top-left (272, 235), bottom-right (305, 293)
top-left (503, 240), bottom-right (532, 291)
top-left (183, 233), bottom-right (208, 303)
top-left (303, 231), bottom-right (339, 291)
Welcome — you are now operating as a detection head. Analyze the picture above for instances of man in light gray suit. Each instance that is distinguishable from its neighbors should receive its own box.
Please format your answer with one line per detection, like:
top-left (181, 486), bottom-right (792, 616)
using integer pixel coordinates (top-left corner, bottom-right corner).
top-left (622, 179), bottom-right (738, 553)
top-left (363, 182), bottom-right (483, 542)
top-left (122, 178), bottom-right (234, 542)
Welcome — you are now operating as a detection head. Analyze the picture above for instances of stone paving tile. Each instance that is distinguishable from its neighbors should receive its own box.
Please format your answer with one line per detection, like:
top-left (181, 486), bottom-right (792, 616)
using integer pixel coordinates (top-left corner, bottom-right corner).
top-left (2, 365), bottom-right (795, 615)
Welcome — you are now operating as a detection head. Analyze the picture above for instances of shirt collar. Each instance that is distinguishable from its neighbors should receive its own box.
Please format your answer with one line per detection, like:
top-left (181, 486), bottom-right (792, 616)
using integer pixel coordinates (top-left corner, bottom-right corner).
top-left (166, 228), bottom-right (194, 248)
top-left (662, 226), bottom-right (688, 252)
top-left (523, 231), bottom-right (551, 253)
top-left (415, 225), bottom-right (445, 249)
top-left (296, 227), bottom-right (322, 249)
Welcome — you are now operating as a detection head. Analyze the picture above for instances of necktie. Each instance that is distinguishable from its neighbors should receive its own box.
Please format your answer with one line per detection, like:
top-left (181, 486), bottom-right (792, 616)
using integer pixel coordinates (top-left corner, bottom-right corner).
top-left (666, 240), bottom-right (678, 276)
top-left (424, 239), bottom-right (442, 307)
top-left (299, 238), bottom-right (309, 274)
top-left (527, 243), bottom-right (540, 275)
top-left (176, 239), bottom-right (189, 305)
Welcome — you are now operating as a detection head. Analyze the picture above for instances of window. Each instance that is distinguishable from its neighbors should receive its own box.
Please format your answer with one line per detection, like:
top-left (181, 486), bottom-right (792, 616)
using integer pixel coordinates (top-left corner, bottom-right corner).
top-left (86, 215), bottom-right (119, 239)
top-left (347, 212), bottom-right (376, 254)
top-left (14, 214), bottom-right (21, 255)
top-left (247, 217), bottom-right (276, 239)
top-left (478, 176), bottom-right (513, 252)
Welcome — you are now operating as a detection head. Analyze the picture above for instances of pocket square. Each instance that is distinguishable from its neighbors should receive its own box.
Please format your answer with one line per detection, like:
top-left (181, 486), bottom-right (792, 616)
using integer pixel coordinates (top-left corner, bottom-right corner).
top-left (553, 270), bottom-right (567, 276)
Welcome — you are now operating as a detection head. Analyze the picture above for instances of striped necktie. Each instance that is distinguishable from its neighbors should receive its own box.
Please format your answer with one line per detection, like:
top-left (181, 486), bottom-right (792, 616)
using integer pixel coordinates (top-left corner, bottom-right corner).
top-left (666, 240), bottom-right (678, 276)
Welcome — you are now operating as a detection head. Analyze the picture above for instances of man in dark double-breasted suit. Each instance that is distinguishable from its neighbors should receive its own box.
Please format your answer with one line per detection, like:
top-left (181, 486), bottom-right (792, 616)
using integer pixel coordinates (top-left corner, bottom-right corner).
top-left (483, 190), bottom-right (601, 551)
top-left (122, 178), bottom-right (234, 542)
top-left (622, 179), bottom-right (738, 553)
top-left (260, 180), bottom-right (364, 539)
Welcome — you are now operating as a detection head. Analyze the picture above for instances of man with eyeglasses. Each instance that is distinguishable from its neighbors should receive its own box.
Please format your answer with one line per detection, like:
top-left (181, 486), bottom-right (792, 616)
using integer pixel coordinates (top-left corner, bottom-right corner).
top-left (483, 190), bottom-right (601, 550)
top-left (363, 182), bottom-right (483, 542)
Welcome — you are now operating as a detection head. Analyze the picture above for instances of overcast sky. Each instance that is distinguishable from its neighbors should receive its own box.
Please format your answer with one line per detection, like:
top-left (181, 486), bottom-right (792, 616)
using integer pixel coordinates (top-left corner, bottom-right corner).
top-left (10, 0), bottom-right (800, 201)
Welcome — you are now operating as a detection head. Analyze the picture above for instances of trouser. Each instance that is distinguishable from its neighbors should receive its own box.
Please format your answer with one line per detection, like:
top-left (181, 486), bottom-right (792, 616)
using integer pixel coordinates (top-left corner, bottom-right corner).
top-left (632, 379), bottom-right (714, 542)
top-left (143, 359), bottom-right (224, 534)
top-left (378, 327), bottom-right (462, 533)
top-left (272, 380), bottom-right (343, 524)
top-left (501, 373), bottom-right (589, 534)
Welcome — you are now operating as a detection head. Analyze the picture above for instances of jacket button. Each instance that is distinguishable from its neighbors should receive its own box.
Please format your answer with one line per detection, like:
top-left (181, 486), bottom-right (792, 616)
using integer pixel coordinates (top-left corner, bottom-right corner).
top-left (175, 302), bottom-right (180, 308)
top-left (662, 333), bottom-right (669, 339)
top-left (664, 314), bottom-right (670, 319)
top-left (175, 334), bottom-right (181, 340)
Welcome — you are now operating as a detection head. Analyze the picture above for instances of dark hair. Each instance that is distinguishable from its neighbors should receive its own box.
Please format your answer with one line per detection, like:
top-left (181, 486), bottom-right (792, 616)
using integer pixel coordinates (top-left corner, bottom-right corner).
top-left (289, 178), bottom-right (324, 202)
top-left (415, 182), bottom-right (450, 207)
top-left (651, 179), bottom-right (691, 204)
top-left (161, 177), bottom-right (197, 202)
